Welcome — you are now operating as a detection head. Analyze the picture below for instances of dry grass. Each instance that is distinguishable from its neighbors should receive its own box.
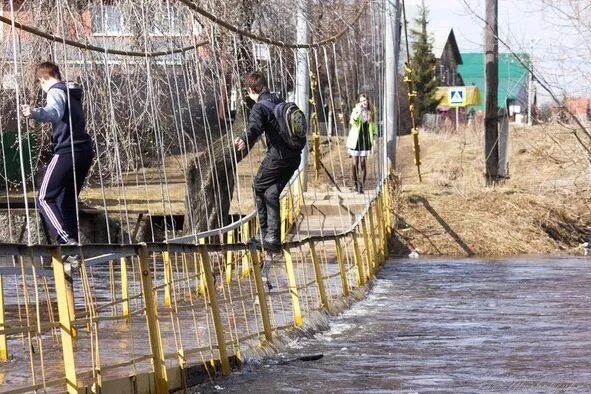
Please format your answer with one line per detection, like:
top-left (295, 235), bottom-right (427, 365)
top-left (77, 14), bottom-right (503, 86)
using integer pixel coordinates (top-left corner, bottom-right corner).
top-left (393, 123), bottom-right (591, 257)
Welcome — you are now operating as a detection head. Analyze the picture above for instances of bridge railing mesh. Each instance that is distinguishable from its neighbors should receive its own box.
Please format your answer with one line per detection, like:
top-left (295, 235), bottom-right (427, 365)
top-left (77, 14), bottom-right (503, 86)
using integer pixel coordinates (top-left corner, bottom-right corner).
top-left (0, 176), bottom-right (393, 394)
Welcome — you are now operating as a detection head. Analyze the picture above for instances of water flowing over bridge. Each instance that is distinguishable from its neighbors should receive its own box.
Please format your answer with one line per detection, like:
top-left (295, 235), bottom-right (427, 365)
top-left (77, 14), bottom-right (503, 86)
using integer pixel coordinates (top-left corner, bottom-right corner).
top-left (0, 1), bottom-right (590, 393)
top-left (0, 0), bottom-right (403, 392)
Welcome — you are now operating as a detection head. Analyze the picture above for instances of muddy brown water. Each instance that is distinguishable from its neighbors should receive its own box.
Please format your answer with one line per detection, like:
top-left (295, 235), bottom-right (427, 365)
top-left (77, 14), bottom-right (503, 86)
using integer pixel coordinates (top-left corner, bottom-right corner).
top-left (195, 257), bottom-right (591, 393)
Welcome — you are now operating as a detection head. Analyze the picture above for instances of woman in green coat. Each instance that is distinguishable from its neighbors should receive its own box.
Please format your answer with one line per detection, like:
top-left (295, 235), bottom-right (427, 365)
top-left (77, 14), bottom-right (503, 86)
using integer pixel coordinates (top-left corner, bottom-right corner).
top-left (346, 94), bottom-right (376, 193)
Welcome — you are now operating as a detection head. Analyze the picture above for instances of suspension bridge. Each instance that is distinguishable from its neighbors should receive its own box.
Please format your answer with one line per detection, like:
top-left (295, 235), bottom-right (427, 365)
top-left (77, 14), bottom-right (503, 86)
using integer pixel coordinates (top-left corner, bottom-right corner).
top-left (0, 0), bottom-right (404, 392)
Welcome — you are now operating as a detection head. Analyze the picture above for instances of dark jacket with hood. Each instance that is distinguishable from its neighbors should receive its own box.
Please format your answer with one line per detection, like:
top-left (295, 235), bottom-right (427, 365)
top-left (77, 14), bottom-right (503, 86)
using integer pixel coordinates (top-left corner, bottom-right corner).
top-left (241, 91), bottom-right (300, 160)
top-left (31, 81), bottom-right (93, 155)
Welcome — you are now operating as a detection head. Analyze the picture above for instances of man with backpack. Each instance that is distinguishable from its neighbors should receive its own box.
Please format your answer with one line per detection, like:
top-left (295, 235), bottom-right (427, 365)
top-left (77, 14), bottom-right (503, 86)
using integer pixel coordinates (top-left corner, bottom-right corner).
top-left (234, 71), bottom-right (306, 253)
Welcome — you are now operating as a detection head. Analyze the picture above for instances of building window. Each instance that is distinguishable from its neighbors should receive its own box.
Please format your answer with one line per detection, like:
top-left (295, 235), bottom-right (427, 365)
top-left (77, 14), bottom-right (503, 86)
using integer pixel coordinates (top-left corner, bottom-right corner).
top-left (2, 73), bottom-right (17, 90)
top-left (253, 43), bottom-right (270, 61)
top-left (150, 5), bottom-right (199, 36)
top-left (91, 5), bottom-right (128, 35)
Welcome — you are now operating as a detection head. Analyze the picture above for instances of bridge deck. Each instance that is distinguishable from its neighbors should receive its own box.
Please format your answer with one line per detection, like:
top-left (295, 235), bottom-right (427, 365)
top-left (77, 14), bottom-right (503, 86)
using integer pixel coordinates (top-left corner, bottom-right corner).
top-left (0, 179), bottom-right (388, 393)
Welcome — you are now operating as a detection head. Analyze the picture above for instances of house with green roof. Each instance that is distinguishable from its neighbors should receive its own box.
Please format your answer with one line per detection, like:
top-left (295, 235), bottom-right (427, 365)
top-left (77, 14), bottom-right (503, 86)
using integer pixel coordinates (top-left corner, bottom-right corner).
top-left (458, 53), bottom-right (530, 112)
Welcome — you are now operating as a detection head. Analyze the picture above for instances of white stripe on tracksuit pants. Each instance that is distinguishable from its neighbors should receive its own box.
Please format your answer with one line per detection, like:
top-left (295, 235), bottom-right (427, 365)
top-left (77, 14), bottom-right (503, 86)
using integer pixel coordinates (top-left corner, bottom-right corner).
top-left (37, 152), bottom-right (93, 244)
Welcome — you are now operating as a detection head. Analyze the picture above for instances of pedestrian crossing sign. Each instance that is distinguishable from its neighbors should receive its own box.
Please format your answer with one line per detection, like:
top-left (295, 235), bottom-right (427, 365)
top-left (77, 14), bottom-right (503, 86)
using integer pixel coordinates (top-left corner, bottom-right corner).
top-left (449, 87), bottom-right (466, 107)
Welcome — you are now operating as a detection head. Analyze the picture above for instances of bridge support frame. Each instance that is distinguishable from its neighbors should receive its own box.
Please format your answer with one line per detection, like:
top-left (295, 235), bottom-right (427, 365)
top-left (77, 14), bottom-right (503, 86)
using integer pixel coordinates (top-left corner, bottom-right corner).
top-left (352, 231), bottom-right (366, 285)
top-left (198, 246), bottom-right (231, 376)
top-left (52, 247), bottom-right (79, 394)
top-left (310, 241), bottom-right (329, 309)
top-left (251, 248), bottom-right (273, 342)
top-left (283, 246), bottom-right (303, 326)
top-left (0, 275), bottom-right (7, 361)
top-left (335, 237), bottom-right (349, 296)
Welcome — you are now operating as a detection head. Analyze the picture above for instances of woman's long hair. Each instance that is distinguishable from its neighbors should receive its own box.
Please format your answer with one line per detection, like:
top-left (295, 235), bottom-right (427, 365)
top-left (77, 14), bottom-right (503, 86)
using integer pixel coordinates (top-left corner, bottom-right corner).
top-left (358, 93), bottom-right (373, 121)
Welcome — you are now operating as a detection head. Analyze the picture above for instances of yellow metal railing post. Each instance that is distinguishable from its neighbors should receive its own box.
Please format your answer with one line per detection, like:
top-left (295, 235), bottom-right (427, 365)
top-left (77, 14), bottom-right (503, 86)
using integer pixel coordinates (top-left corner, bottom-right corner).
top-left (138, 245), bottom-right (168, 393)
top-left (62, 259), bottom-right (77, 339)
top-left (225, 230), bottom-right (234, 283)
top-left (287, 191), bottom-right (294, 232)
top-left (250, 247), bottom-right (273, 342)
top-left (377, 196), bottom-right (388, 262)
top-left (368, 205), bottom-right (380, 267)
top-left (120, 257), bottom-right (130, 319)
top-left (199, 246), bottom-right (231, 375)
top-left (383, 180), bottom-right (392, 235)
top-left (198, 238), bottom-right (206, 296)
top-left (283, 247), bottom-right (303, 326)
top-left (162, 247), bottom-right (172, 307)
top-left (0, 275), bottom-right (7, 361)
top-left (352, 230), bottom-right (366, 285)
top-left (361, 217), bottom-right (374, 276)
top-left (313, 132), bottom-right (320, 181)
top-left (51, 248), bottom-right (78, 394)
top-left (309, 241), bottom-right (329, 309)
top-left (192, 253), bottom-right (200, 295)
top-left (280, 197), bottom-right (287, 242)
top-left (241, 221), bottom-right (251, 277)
top-left (335, 237), bottom-right (349, 296)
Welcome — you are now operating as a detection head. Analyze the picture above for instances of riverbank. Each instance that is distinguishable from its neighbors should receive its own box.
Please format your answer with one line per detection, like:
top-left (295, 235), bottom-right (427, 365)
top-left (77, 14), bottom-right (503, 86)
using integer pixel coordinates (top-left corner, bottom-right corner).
top-left (394, 123), bottom-right (590, 257)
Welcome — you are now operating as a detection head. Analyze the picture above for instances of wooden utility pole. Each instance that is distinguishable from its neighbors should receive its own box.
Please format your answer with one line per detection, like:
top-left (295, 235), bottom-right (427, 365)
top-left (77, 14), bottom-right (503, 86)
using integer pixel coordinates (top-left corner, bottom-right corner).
top-left (296, 0), bottom-right (310, 190)
top-left (484, 0), bottom-right (499, 184)
top-left (383, 0), bottom-right (401, 173)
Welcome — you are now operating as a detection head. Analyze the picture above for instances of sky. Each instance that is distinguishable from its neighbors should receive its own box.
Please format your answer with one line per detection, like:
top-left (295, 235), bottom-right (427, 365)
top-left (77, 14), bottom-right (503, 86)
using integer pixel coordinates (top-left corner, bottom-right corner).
top-left (404, 0), bottom-right (591, 102)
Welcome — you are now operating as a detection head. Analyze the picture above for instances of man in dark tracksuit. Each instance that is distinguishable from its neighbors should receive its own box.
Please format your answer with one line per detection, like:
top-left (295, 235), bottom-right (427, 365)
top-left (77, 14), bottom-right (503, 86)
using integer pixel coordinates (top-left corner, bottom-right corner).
top-left (234, 71), bottom-right (300, 253)
top-left (22, 62), bottom-right (94, 252)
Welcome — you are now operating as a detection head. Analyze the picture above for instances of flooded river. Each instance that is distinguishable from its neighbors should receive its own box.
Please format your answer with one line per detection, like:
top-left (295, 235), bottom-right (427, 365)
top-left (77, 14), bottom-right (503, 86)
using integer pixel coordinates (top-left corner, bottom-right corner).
top-left (196, 257), bottom-right (591, 393)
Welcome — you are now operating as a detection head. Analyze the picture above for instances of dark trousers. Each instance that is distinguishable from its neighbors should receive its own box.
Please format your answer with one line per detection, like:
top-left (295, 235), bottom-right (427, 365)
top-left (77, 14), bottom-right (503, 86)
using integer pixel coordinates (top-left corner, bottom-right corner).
top-left (253, 155), bottom-right (300, 242)
top-left (38, 151), bottom-right (93, 244)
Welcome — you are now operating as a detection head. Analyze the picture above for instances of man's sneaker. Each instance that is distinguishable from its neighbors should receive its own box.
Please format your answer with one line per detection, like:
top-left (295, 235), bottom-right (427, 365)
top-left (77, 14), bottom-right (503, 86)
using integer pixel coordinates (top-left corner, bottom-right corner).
top-left (62, 239), bottom-right (81, 270)
top-left (250, 233), bottom-right (267, 250)
top-left (65, 254), bottom-right (81, 270)
top-left (262, 237), bottom-right (282, 254)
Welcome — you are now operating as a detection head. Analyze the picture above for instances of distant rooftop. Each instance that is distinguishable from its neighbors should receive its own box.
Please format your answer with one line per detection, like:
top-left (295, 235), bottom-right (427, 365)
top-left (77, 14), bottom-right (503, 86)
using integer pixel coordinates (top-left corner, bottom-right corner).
top-left (458, 53), bottom-right (530, 110)
top-left (431, 28), bottom-right (462, 64)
